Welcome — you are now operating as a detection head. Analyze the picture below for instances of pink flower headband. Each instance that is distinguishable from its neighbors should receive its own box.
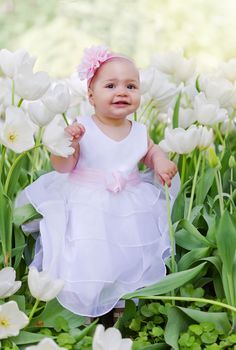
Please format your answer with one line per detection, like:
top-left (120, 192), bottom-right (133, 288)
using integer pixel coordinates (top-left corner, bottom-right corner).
top-left (77, 46), bottom-right (131, 86)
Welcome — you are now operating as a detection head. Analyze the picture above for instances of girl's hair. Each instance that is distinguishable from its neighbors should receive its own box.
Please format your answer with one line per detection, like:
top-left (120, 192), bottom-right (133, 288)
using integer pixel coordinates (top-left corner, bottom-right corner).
top-left (77, 46), bottom-right (134, 87)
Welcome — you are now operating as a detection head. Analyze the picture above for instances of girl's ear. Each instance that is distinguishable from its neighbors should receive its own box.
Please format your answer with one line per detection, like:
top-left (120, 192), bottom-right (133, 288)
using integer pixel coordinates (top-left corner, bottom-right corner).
top-left (88, 88), bottom-right (95, 106)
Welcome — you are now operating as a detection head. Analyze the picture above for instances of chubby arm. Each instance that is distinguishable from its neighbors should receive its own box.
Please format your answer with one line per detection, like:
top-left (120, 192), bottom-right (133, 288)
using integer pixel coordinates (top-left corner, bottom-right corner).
top-left (50, 123), bottom-right (85, 173)
top-left (142, 138), bottom-right (177, 186)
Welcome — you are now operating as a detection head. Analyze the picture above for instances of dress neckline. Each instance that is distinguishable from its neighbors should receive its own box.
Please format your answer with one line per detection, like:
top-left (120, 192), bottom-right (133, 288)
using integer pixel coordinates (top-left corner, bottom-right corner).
top-left (89, 115), bottom-right (134, 143)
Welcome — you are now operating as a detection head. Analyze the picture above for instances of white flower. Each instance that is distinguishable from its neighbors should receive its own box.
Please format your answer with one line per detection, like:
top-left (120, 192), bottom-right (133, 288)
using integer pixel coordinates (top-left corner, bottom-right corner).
top-left (42, 115), bottom-right (74, 157)
top-left (218, 59), bottom-right (236, 83)
top-left (159, 125), bottom-right (200, 154)
top-left (198, 75), bottom-right (233, 108)
top-left (151, 49), bottom-right (196, 84)
top-left (93, 325), bottom-right (132, 350)
top-left (0, 77), bottom-right (21, 108)
top-left (42, 83), bottom-right (70, 114)
top-left (0, 267), bottom-right (21, 298)
top-left (28, 100), bottom-right (55, 127)
top-left (0, 48), bottom-right (36, 78)
top-left (194, 92), bottom-right (228, 126)
top-left (28, 267), bottom-right (64, 302)
top-left (66, 72), bottom-right (88, 107)
top-left (168, 107), bottom-right (196, 129)
top-left (14, 63), bottom-right (50, 101)
top-left (0, 301), bottom-right (28, 339)
top-left (0, 106), bottom-right (35, 153)
top-left (25, 338), bottom-right (66, 350)
top-left (148, 70), bottom-right (179, 111)
top-left (140, 67), bottom-right (155, 94)
top-left (198, 126), bottom-right (214, 149)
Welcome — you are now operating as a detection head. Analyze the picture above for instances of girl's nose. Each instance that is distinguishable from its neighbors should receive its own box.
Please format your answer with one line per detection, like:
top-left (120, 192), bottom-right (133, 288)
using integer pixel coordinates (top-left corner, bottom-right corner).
top-left (116, 86), bottom-right (127, 96)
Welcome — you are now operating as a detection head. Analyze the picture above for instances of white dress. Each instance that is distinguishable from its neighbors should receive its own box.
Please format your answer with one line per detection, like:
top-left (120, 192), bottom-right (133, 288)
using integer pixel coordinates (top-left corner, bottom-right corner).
top-left (20, 115), bottom-right (179, 317)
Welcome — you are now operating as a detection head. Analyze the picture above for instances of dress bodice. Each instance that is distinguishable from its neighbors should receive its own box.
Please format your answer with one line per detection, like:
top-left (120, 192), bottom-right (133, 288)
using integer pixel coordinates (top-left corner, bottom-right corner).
top-left (76, 115), bottom-right (148, 173)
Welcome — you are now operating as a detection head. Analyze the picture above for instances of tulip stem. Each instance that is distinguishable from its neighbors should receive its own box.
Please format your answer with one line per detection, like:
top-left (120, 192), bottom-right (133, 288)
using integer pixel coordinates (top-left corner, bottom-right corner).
top-left (187, 151), bottom-right (202, 221)
top-left (136, 295), bottom-right (236, 314)
top-left (0, 145), bottom-right (6, 180)
top-left (62, 112), bottom-right (69, 126)
top-left (180, 154), bottom-right (186, 187)
top-left (4, 144), bottom-right (43, 195)
top-left (30, 128), bottom-right (43, 183)
top-left (17, 98), bottom-right (24, 107)
top-left (164, 184), bottom-right (176, 274)
top-left (215, 169), bottom-right (224, 216)
top-left (138, 99), bottom-right (153, 122)
top-left (230, 168), bottom-right (233, 214)
top-left (28, 299), bottom-right (40, 321)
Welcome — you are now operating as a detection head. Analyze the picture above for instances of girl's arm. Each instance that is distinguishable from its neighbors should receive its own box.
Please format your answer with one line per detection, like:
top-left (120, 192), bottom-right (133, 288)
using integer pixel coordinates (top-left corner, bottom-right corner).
top-left (50, 123), bottom-right (85, 173)
top-left (142, 138), bottom-right (177, 186)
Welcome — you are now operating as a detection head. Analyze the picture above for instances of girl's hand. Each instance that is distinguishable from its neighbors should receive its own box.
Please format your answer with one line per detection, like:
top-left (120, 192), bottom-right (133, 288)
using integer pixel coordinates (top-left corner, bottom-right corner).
top-left (65, 123), bottom-right (85, 147)
top-left (154, 158), bottom-right (178, 187)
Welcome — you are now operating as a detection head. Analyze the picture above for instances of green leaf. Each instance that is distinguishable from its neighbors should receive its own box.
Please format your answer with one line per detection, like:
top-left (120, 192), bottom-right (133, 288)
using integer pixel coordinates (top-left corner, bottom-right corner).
top-left (196, 168), bottom-right (215, 205)
top-left (13, 203), bottom-right (42, 226)
top-left (178, 220), bottom-right (213, 247)
top-left (123, 263), bottom-right (206, 299)
top-left (165, 306), bottom-right (192, 350)
top-left (172, 92), bottom-right (181, 129)
top-left (216, 211), bottom-right (236, 275)
top-left (171, 190), bottom-right (186, 223)
top-left (13, 225), bottom-right (26, 270)
top-left (10, 331), bottom-right (48, 345)
top-left (177, 307), bottom-right (231, 334)
top-left (29, 299), bottom-right (85, 329)
top-left (215, 211), bottom-right (236, 305)
top-left (0, 189), bottom-right (12, 265)
top-left (178, 248), bottom-right (211, 271)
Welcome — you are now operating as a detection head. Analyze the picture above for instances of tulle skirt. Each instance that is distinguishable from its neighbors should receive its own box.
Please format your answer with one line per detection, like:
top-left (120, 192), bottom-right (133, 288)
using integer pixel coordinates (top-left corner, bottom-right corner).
top-left (18, 170), bottom-right (180, 316)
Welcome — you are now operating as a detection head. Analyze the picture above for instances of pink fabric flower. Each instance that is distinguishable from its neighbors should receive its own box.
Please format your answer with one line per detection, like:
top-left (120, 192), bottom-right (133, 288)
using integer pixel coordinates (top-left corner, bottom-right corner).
top-left (78, 46), bottom-right (113, 82)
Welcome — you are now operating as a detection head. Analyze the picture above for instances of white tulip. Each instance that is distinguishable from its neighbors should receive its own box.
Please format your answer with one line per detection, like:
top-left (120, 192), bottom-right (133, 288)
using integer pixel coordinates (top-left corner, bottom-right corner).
top-left (0, 77), bottom-right (21, 108)
top-left (0, 48), bottom-right (36, 78)
top-left (26, 338), bottom-right (66, 350)
top-left (149, 70), bottom-right (179, 111)
top-left (28, 100), bottom-right (55, 127)
top-left (0, 301), bottom-right (28, 339)
top-left (0, 267), bottom-right (21, 298)
top-left (151, 49), bottom-right (196, 84)
top-left (42, 115), bottom-right (74, 157)
top-left (168, 107), bottom-right (196, 129)
top-left (218, 59), bottom-right (236, 83)
top-left (159, 125), bottom-right (200, 154)
top-left (140, 67), bottom-right (155, 94)
top-left (198, 126), bottom-right (214, 149)
top-left (42, 83), bottom-right (70, 114)
top-left (199, 75), bottom-right (233, 108)
top-left (66, 72), bottom-right (88, 107)
top-left (93, 325), bottom-right (132, 350)
top-left (28, 267), bottom-right (64, 302)
top-left (194, 92), bottom-right (228, 126)
top-left (14, 63), bottom-right (50, 101)
top-left (0, 106), bottom-right (35, 153)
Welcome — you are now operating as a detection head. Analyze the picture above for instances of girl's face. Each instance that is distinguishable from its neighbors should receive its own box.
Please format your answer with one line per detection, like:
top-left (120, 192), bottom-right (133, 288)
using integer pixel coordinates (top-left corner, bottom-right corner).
top-left (88, 59), bottom-right (140, 120)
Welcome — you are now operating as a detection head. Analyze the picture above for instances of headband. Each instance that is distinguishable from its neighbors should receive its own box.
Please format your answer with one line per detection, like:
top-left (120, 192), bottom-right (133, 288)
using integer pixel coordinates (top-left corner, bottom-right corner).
top-left (77, 46), bottom-right (132, 87)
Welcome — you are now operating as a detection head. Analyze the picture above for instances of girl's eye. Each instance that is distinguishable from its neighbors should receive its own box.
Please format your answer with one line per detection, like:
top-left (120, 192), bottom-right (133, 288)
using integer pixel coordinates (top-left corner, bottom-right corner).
top-left (106, 84), bottom-right (114, 88)
top-left (127, 84), bottom-right (136, 89)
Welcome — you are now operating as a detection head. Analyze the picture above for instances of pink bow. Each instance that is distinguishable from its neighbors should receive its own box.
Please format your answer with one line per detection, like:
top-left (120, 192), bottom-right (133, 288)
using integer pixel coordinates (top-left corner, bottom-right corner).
top-left (106, 172), bottom-right (127, 193)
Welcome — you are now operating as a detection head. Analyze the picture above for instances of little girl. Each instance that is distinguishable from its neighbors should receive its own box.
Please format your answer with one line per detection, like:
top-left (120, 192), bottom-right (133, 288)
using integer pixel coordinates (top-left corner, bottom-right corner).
top-left (21, 46), bottom-right (178, 317)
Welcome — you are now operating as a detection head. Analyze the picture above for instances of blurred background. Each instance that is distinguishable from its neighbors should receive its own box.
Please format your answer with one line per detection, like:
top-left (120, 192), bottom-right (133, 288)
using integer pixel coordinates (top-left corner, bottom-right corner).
top-left (1, 0), bottom-right (236, 77)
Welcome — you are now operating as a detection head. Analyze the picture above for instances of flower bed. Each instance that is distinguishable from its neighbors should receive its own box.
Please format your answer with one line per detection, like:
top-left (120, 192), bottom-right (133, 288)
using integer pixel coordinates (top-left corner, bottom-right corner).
top-left (0, 48), bottom-right (236, 349)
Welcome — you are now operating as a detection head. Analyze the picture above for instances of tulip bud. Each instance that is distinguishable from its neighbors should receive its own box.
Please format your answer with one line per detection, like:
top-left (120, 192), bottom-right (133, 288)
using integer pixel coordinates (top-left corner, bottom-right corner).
top-left (229, 155), bottom-right (236, 168)
top-left (208, 146), bottom-right (220, 168)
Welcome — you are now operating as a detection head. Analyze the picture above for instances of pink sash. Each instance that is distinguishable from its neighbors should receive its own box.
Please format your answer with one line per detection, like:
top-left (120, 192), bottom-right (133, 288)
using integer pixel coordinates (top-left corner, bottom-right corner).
top-left (69, 168), bottom-right (141, 193)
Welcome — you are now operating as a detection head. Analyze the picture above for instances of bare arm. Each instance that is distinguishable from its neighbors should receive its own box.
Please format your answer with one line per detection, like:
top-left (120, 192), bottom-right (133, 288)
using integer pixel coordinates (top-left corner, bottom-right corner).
top-left (142, 138), bottom-right (177, 186)
top-left (50, 123), bottom-right (85, 173)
